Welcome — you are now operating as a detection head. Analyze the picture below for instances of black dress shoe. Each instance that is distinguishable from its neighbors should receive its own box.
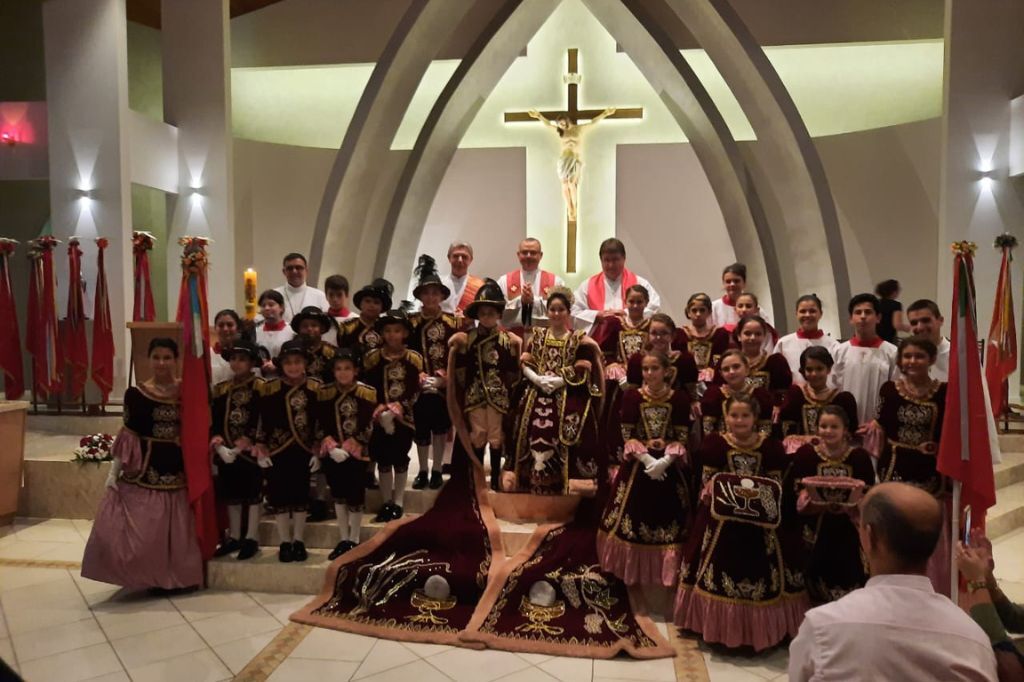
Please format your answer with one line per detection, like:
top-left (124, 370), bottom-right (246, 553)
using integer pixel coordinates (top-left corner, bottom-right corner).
top-left (278, 542), bottom-right (294, 563)
top-left (291, 540), bottom-right (308, 562)
top-left (389, 504), bottom-right (404, 521)
top-left (214, 538), bottom-right (241, 557)
top-left (328, 540), bottom-right (356, 560)
top-left (412, 471), bottom-right (429, 489)
top-left (372, 503), bottom-right (393, 523)
top-left (236, 538), bottom-right (259, 561)
top-left (429, 471), bottom-right (444, 489)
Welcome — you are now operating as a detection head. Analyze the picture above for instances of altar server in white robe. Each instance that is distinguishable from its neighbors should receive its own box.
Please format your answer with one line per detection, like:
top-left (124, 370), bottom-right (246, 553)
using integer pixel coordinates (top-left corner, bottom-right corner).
top-left (831, 293), bottom-right (898, 425)
top-left (274, 252), bottom-right (329, 322)
top-left (711, 262), bottom-right (774, 328)
top-left (497, 237), bottom-right (565, 328)
top-left (774, 293), bottom-right (840, 383)
top-left (571, 238), bottom-right (660, 332)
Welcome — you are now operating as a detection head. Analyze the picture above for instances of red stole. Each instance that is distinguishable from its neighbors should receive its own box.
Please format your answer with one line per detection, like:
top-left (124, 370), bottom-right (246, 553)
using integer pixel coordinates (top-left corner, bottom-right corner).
top-left (456, 275), bottom-right (484, 313)
top-left (586, 269), bottom-right (637, 311)
top-left (506, 270), bottom-right (556, 299)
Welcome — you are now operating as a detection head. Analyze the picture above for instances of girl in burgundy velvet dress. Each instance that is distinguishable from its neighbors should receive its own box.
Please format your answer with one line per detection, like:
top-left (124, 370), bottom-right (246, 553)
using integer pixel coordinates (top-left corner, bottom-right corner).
top-left (777, 345), bottom-right (858, 452)
top-left (699, 349), bottom-right (773, 437)
top-left (791, 406), bottom-right (875, 602)
top-left (716, 315), bottom-right (792, 407)
top-left (625, 313), bottom-right (698, 397)
top-left (598, 350), bottom-right (692, 587)
top-left (674, 393), bottom-right (809, 651)
top-left (674, 293), bottom-right (731, 383)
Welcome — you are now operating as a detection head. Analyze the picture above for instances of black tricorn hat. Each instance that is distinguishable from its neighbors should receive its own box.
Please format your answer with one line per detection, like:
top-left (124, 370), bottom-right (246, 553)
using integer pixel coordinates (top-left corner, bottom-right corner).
top-left (412, 254), bottom-right (451, 300)
top-left (290, 305), bottom-right (333, 334)
top-left (464, 278), bottom-right (506, 320)
top-left (375, 301), bottom-right (414, 333)
top-left (276, 338), bottom-right (312, 365)
top-left (353, 277), bottom-right (394, 313)
top-left (221, 338), bottom-right (262, 364)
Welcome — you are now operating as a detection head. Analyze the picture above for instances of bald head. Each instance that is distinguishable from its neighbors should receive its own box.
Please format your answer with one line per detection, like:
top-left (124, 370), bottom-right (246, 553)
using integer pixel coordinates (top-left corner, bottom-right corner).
top-left (860, 482), bottom-right (942, 574)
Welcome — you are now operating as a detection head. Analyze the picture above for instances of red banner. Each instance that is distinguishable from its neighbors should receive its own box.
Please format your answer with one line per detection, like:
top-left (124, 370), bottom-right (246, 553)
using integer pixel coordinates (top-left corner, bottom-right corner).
top-left (175, 236), bottom-right (218, 562)
top-left (985, 236), bottom-right (1017, 418)
top-left (133, 231), bottom-right (156, 322)
top-left (26, 237), bottom-right (62, 399)
top-left (61, 238), bottom-right (89, 400)
top-left (91, 238), bottom-right (115, 404)
top-left (0, 239), bottom-right (24, 399)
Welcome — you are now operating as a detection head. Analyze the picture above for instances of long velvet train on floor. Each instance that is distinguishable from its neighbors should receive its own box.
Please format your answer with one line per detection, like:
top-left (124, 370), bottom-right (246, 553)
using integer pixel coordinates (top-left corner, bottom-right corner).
top-left (291, 442), bottom-right (673, 659)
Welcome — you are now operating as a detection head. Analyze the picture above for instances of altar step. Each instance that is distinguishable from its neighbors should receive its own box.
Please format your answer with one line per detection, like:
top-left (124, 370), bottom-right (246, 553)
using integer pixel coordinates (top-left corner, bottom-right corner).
top-left (207, 515), bottom-right (540, 595)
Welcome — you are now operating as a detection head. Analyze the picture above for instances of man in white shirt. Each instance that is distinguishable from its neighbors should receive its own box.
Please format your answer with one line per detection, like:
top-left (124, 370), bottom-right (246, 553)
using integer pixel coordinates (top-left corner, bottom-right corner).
top-left (497, 237), bottom-right (565, 329)
top-left (441, 241), bottom-right (484, 315)
top-left (571, 237), bottom-right (660, 332)
top-left (832, 293), bottom-right (898, 425)
top-left (274, 252), bottom-right (329, 322)
top-left (907, 298), bottom-right (950, 381)
top-left (789, 482), bottom-right (996, 681)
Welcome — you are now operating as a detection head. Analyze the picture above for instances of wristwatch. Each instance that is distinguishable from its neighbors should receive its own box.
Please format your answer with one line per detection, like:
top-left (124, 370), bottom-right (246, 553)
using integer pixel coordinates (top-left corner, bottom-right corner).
top-left (966, 580), bottom-right (989, 594)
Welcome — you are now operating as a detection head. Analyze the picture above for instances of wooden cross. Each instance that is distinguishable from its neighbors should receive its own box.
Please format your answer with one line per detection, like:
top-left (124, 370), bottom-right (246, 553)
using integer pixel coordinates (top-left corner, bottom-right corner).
top-left (505, 48), bottom-right (643, 273)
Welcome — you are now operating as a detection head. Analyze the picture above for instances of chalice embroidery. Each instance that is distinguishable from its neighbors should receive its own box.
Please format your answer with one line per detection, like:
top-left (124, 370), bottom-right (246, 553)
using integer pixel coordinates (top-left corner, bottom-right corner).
top-left (717, 477), bottom-right (761, 517)
top-left (406, 589), bottom-right (457, 626)
top-left (516, 595), bottom-right (566, 636)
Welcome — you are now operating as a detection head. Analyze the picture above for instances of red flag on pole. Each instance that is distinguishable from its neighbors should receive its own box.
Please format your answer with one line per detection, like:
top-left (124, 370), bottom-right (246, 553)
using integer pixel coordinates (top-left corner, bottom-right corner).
top-left (91, 238), bottom-right (115, 404)
top-left (26, 237), bottom-right (62, 400)
top-left (0, 239), bottom-right (25, 399)
top-left (985, 234), bottom-right (1017, 419)
top-left (61, 238), bottom-right (89, 401)
top-left (937, 242), bottom-right (998, 523)
top-left (175, 236), bottom-right (218, 561)
top-left (132, 231), bottom-right (156, 322)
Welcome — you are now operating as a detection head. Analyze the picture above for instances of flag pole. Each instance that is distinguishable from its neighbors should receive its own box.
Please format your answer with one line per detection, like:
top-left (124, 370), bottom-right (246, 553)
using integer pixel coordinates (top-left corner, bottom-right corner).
top-left (950, 480), bottom-right (961, 606)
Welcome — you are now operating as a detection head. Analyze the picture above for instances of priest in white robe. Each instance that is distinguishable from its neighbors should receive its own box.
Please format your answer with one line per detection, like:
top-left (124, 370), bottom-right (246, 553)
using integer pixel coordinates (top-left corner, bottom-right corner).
top-left (497, 237), bottom-right (564, 328)
top-left (571, 237), bottom-right (660, 332)
top-left (274, 252), bottom-right (329, 322)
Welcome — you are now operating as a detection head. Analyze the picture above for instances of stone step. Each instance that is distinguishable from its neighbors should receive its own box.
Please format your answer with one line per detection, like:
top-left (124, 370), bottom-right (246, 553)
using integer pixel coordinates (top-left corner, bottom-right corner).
top-left (989, 480), bottom-right (1024, 540)
top-left (995, 451), bottom-right (1024, 489)
top-left (27, 413), bottom-right (124, 435)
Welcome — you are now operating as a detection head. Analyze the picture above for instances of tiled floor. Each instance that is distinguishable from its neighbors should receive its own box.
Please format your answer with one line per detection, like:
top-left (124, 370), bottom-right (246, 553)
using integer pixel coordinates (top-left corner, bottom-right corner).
top-left (2, 518), bottom-right (1023, 681)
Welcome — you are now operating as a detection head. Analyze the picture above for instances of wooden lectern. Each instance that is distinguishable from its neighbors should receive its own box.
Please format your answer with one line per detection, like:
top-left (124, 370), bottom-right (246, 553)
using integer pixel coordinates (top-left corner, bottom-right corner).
top-left (127, 322), bottom-right (183, 385)
top-left (0, 401), bottom-right (29, 525)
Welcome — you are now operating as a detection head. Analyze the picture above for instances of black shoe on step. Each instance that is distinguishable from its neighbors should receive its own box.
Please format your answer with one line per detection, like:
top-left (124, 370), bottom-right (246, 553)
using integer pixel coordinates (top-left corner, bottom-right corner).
top-left (214, 538), bottom-right (241, 557)
top-left (389, 504), bottom-right (404, 521)
top-left (292, 540), bottom-right (308, 562)
top-left (328, 540), bottom-right (356, 560)
top-left (373, 503), bottom-right (393, 523)
top-left (412, 471), bottom-right (429, 490)
top-left (429, 471), bottom-right (444, 489)
top-left (236, 538), bottom-right (259, 561)
top-left (278, 542), bottom-right (294, 563)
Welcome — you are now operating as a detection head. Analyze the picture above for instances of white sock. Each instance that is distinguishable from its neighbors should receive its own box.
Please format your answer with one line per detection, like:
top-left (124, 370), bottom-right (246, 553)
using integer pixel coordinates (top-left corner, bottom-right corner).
top-left (379, 470), bottom-right (395, 508)
top-left (292, 512), bottom-right (306, 544)
top-left (335, 504), bottom-right (349, 542)
top-left (348, 509), bottom-right (363, 543)
top-left (444, 441), bottom-right (452, 464)
top-left (394, 471), bottom-right (408, 507)
top-left (431, 434), bottom-right (447, 474)
top-left (274, 513), bottom-right (291, 544)
top-left (416, 444), bottom-right (430, 473)
top-left (227, 505), bottom-right (242, 540)
top-left (245, 505), bottom-right (261, 541)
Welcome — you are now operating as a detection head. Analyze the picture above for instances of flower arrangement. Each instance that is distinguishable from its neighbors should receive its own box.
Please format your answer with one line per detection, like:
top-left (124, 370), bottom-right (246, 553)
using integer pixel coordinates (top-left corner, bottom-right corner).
top-left (951, 241), bottom-right (977, 256)
top-left (72, 433), bottom-right (115, 464)
top-left (132, 231), bottom-right (156, 254)
top-left (995, 233), bottom-right (1018, 250)
top-left (0, 238), bottom-right (17, 255)
top-left (179, 235), bottom-right (210, 274)
top-left (95, 237), bottom-right (109, 250)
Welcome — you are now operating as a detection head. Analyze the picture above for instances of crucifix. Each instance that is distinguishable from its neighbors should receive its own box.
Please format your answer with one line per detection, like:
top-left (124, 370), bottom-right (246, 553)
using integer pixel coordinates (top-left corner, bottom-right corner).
top-left (505, 48), bottom-right (643, 273)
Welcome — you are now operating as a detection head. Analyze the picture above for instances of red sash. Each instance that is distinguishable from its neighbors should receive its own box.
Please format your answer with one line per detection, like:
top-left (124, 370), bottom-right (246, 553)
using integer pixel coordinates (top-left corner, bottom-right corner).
top-left (586, 268), bottom-right (637, 311)
top-left (506, 270), bottom-right (556, 299)
top-left (456, 275), bottom-right (484, 313)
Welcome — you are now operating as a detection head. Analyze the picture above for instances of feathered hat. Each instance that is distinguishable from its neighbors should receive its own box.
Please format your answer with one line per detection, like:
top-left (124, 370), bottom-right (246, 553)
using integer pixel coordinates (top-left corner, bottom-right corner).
top-left (412, 254), bottom-right (451, 300)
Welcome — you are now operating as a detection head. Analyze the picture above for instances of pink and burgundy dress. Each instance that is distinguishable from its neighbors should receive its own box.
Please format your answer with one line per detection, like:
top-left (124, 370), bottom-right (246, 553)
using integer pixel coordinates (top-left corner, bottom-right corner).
top-left (699, 383), bottom-right (774, 437)
top-left (592, 316), bottom-right (650, 463)
top-left (714, 352), bottom-right (792, 406)
top-left (791, 442), bottom-right (875, 602)
top-left (777, 384), bottom-right (859, 452)
top-left (674, 433), bottom-right (809, 651)
top-left (598, 387), bottom-right (692, 586)
top-left (82, 385), bottom-right (203, 589)
top-left (674, 325), bottom-right (732, 374)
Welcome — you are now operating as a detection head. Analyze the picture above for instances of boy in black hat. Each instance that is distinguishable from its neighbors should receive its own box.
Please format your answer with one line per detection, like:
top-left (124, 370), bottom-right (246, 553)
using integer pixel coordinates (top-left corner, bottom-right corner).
top-left (408, 255), bottom-right (459, 490)
top-left (291, 305), bottom-right (337, 383)
top-left (447, 279), bottom-right (522, 490)
top-left (314, 349), bottom-right (377, 559)
top-left (362, 307), bottom-right (424, 521)
top-left (210, 339), bottom-right (264, 560)
top-left (254, 339), bottom-right (322, 562)
top-left (338, 278), bottom-right (393, 357)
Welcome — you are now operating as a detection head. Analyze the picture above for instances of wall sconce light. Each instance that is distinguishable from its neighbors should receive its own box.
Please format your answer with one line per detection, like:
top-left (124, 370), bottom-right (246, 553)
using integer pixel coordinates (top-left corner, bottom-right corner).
top-left (1, 131), bottom-right (15, 146)
top-left (188, 186), bottom-right (204, 204)
top-left (75, 188), bottom-right (94, 203)
top-left (979, 168), bottom-right (996, 190)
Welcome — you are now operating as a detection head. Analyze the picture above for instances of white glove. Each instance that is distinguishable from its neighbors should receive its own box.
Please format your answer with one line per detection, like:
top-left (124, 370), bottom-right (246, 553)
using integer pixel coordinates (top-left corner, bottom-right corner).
top-left (522, 366), bottom-right (545, 389)
top-left (257, 455), bottom-right (273, 469)
top-left (216, 444), bottom-right (237, 464)
top-left (379, 410), bottom-right (396, 435)
top-left (309, 456), bottom-right (321, 473)
top-left (422, 376), bottom-right (440, 392)
top-left (330, 447), bottom-right (350, 463)
top-left (637, 452), bottom-right (657, 468)
top-left (542, 376), bottom-right (566, 393)
top-left (644, 456), bottom-right (672, 481)
top-left (104, 459), bottom-right (122, 489)
top-left (618, 374), bottom-right (630, 387)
